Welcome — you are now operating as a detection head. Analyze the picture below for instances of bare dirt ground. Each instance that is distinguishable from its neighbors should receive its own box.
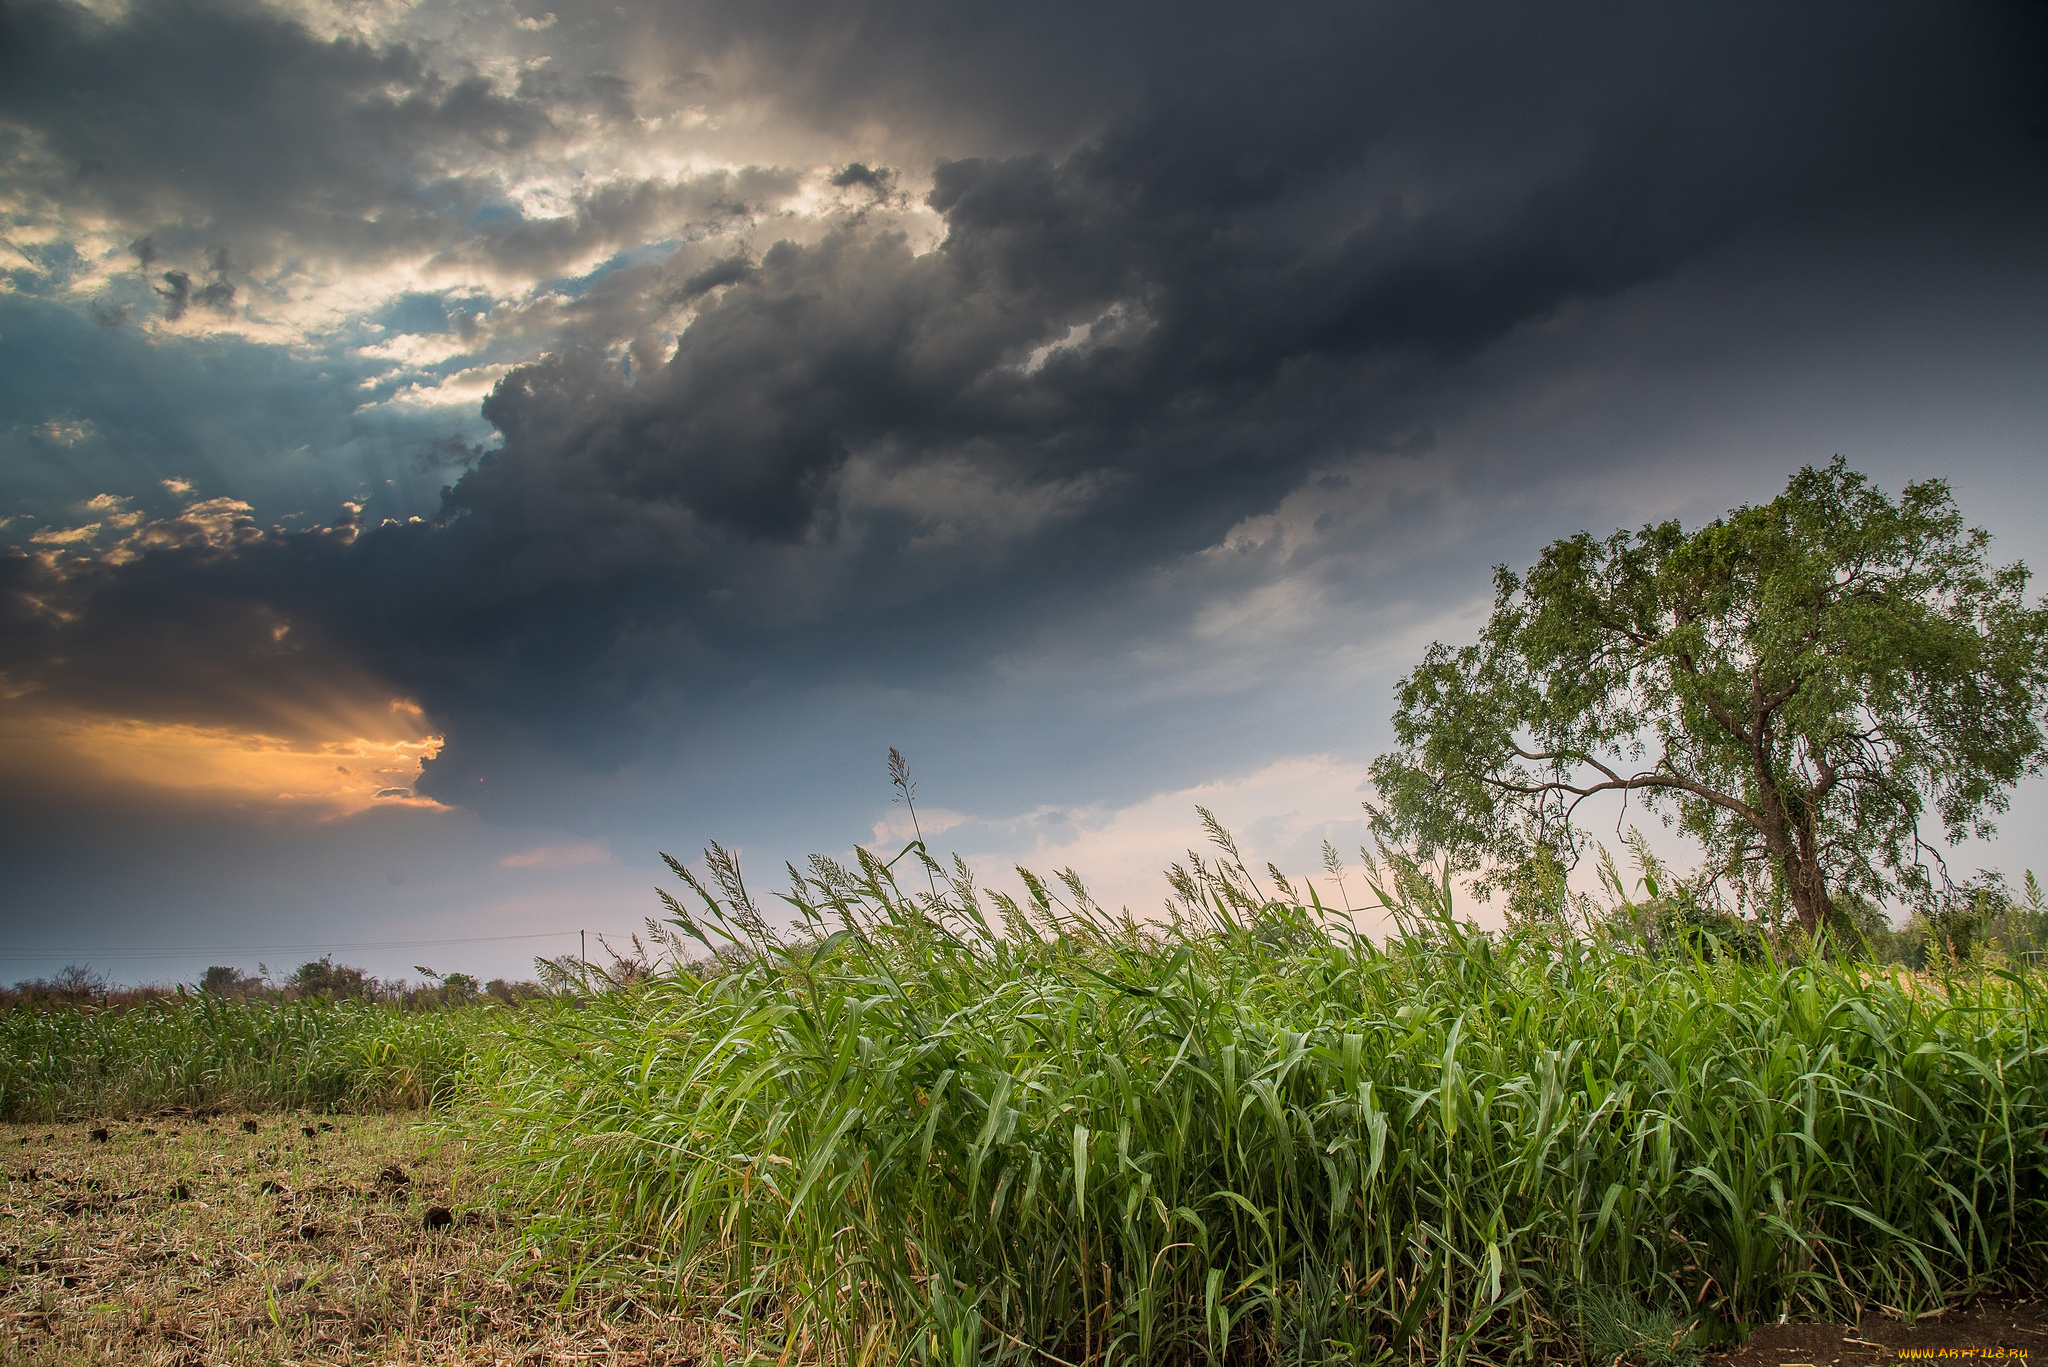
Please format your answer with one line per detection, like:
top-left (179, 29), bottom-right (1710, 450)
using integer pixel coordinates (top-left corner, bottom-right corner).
top-left (0, 1112), bottom-right (711, 1366)
top-left (1705, 1296), bottom-right (2047, 1367)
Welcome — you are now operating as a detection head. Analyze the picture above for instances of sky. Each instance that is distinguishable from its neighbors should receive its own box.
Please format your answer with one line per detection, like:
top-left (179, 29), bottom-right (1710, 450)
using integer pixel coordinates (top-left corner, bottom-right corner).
top-left (3, 0), bottom-right (2047, 985)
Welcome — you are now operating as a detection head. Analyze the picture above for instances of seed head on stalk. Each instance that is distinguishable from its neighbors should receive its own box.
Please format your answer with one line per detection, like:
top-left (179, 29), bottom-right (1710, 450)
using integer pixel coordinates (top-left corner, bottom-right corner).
top-left (890, 746), bottom-right (939, 896)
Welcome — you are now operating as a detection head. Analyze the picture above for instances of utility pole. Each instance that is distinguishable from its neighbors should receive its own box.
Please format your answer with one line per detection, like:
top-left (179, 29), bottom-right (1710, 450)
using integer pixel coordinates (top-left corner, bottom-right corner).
top-left (580, 929), bottom-right (586, 966)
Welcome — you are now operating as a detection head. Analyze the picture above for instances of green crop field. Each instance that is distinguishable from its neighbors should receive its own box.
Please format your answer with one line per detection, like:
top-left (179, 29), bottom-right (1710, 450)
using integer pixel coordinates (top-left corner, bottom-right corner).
top-left (0, 992), bottom-right (484, 1122)
top-left (5, 841), bottom-right (2046, 1366)
top-left (451, 843), bottom-right (2048, 1367)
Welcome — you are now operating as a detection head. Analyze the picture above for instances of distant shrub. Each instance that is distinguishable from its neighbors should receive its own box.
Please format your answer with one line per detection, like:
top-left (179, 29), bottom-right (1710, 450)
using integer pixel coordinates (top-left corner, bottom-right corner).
top-left (290, 955), bottom-right (374, 1000)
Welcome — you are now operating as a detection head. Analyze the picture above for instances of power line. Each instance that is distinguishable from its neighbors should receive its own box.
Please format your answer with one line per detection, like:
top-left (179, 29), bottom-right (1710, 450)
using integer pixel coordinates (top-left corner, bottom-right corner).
top-left (0, 930), bottom-right (580, 963)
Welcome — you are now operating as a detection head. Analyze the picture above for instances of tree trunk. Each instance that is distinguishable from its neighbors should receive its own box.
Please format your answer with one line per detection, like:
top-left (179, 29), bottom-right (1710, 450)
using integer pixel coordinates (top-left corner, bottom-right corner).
top-left (1753, 770), bottom-right (1832, 936)
top-left (1786, 853), bottom-right (1832, 938)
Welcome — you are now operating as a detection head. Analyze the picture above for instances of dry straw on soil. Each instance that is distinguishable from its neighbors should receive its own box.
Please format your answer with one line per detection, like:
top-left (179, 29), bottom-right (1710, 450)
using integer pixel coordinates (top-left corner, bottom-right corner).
top-left (0, 1112), bottom-right (725, 1366)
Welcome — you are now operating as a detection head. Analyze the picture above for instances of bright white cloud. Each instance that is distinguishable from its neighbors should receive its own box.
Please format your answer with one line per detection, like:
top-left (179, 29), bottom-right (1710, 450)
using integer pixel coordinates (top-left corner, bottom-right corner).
top-left (952, 755), bottom-right (1386, 928)
top-left (371, 363), bottom-right (516, 410)
top-left (501, 839), bottom-right (615, 868)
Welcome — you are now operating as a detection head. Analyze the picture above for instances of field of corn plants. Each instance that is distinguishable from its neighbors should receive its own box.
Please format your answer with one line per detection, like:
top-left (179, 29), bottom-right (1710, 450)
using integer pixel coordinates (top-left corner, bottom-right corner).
top-left (455, 836), bottom-right (2048, 1367)
top-left (0, 993), bottom-right (487, 1121)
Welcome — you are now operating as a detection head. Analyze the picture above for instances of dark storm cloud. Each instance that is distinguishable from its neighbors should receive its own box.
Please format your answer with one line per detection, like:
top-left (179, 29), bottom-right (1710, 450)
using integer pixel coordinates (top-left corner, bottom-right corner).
top-left (600, 0), bottom-right (2048, 191)
top-left (151, 248), bottom-right (236, 320)
top-left (0, 0), bottom-right (790, 291)
top-left (440, 168), bottom-right (796, 281)
top-left (830, 165), bottom-right (890, 191)
top-left (0, 498), bottom-right (370, 741)
top-left (443, 0), bottom-right (2048, 544)
top-left (0, 0), bottom-right (533, 245)
top-left (4, 0), bottom-right (2045, 811)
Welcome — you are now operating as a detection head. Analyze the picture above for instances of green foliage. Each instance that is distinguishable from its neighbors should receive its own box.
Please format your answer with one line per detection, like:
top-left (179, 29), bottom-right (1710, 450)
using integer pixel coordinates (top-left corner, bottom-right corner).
top-left (455, 831), bottom-right (2048, 1367)
top-left (1924, 877), bottom-right (2005, 966)
top-left (200, 964), bottom-right (264, 997)
top-left (0, 995), bottom-right (489, 1121)
top-left (1867, 871), bottom-right (2048, 971)
top-left (290, 955), bottom-right (373, 999)
top-left (1576, 1287), bottom-right (1701, 1367)
top-left (1587, 835), bottom-right (1766, 963)
top-left (2004, 872), bottom-right (2048, 960)
top-left (1369, 461), bottom-right (2048, 933)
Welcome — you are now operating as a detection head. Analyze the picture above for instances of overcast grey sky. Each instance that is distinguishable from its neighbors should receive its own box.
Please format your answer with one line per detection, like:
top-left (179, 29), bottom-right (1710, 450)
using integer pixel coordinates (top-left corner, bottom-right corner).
top-left (4, 0), bottom-right (2046, 983)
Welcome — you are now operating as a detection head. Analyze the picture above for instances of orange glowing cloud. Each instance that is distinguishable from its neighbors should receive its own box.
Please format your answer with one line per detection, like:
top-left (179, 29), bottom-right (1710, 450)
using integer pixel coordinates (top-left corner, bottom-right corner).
top-left (0, 697), bottom-right (446, 817)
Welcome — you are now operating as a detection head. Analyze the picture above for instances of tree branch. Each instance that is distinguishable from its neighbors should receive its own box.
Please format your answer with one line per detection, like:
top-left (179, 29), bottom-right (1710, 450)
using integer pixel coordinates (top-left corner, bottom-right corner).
top-left (1483, 765), bottom-right (1768, 831)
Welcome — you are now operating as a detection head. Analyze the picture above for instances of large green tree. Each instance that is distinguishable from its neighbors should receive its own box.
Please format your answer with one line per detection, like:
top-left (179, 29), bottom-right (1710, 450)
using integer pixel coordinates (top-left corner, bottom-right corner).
top-left (1369, 461), bottom-right (2048, 934)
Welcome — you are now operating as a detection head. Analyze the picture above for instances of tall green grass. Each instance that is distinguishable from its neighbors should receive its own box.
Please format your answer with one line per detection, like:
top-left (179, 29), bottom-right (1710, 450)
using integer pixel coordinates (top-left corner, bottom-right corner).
top-left (459, 838), bottom-right (2048, 1367)
top-left (0, 994), bottom-right (487, 1120)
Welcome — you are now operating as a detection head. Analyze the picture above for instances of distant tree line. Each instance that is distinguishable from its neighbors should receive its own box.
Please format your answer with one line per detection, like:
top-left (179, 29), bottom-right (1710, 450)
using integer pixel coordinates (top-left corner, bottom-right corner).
top-left (1, 956), bottom-right (552, 1012)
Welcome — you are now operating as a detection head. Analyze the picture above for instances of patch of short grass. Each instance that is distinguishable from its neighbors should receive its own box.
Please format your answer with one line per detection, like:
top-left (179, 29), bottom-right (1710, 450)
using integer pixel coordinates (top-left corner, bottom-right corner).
top-left (1577, 1287), bottom-right (1701, 1367)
